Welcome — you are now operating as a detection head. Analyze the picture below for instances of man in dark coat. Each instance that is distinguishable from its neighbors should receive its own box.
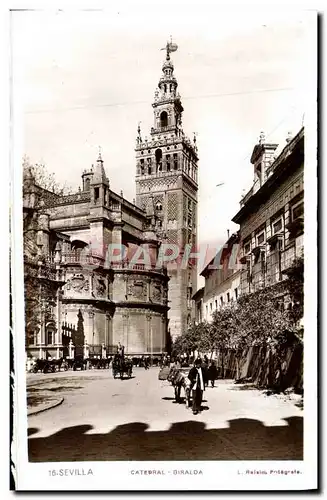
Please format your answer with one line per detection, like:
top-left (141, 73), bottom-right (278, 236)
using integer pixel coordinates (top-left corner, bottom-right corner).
top-left (188, 358), bottom-right (206, 415)
top-left (207, 360), bottom-right (218, 387)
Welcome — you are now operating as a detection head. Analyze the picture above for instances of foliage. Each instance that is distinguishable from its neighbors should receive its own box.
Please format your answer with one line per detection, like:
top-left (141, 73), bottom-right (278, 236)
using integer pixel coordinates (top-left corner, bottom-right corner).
top-left (23, 156), bottom-right (72, 197)
top-left (283, 256), bottom-right (304, 327)
top-left (228, 288), bottom-right (293, 349)
top-left (173, 264), bottom-right (304, 357)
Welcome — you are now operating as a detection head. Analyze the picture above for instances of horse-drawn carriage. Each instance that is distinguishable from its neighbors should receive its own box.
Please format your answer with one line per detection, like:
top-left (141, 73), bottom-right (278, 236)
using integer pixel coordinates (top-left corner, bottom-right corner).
top-left (32, 357), bottom-right (68, 373)
top-left (112, 354), bottom-right (133, 379)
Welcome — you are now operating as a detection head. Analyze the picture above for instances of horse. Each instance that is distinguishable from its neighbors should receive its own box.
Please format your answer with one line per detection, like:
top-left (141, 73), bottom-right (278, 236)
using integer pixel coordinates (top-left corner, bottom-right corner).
top-left (112, 354), bottom-right (133, 379)
top-left (167, 367), bottom-right (191, 407)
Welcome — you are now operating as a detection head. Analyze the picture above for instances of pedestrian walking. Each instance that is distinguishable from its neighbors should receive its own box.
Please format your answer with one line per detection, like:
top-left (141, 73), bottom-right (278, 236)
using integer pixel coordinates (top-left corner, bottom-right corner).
top-left (202, 357), bottom-right (209, 388)
top-left (188, 358), bottom-right (206, 415)
top-left (207, 360), bottom-right (218, 388)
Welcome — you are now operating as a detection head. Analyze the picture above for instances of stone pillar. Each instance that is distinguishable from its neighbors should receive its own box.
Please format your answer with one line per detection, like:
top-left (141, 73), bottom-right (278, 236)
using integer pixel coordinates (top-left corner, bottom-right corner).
top-left (69, 339), bottom-right (74, 358)
top-left (40, 297), bottom-right (46, 347)
top-left (105, 313), bottom-right (111, 351)
top-left (101, 343), bottom-right (106, 359)
top-left (122, 311), bottom-right (129, 354)
top-left (55, 279), bottom-right (61, 347)
top-left (37, 213), bottom-right (50, 257)
top-left (88, 311), bottom-right (95, 354)
top-left (146, 313), bottom-right (152, 356)
top-left (84, 342), bottom-right (89, 359)
top-left (161, 315), bottom-right (166, 354)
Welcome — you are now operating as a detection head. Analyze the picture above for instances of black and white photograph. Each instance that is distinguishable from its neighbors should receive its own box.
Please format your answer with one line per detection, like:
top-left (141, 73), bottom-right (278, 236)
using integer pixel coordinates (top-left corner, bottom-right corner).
top-left (9, 2), bottom-right (317, 491)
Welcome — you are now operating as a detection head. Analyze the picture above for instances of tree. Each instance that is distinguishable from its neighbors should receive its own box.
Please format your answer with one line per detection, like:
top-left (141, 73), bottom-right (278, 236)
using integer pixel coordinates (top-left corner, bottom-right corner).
top-left (23, 156), bottom-right (72, 198)
top-left (172, 321), bottom-right (210, 357)
top-left (283, 256), bottom-right (304, 332)
top-left (23, 157), bottom-right (70, 351)
top-left (211, 304), bottom-right (239, 377)
top-left (228, 288), bottom-right (293, 349)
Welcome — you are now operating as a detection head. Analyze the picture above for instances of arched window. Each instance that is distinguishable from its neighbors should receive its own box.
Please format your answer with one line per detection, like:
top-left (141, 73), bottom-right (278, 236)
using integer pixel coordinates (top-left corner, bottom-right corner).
top-left (47, 330), bottom-right (54, 345)
top-left (155, 201), bottom-right (162, 211)
top-left (173, 153), bottom-right (178, 170)
top-left (46, 322), bottom-right (56, 345)
top-left (155, 149), bottom-right (163, 172)
top-left (164, 84), bottom-right (167, 93)
top-left (160, 111), bottom-right (168, 128)
top-left (85, 178), bottom-right (90, 191)
top-left (166, 154), bottom-right (171, 171)
top-left (71, 240), bottom-right (88, 261)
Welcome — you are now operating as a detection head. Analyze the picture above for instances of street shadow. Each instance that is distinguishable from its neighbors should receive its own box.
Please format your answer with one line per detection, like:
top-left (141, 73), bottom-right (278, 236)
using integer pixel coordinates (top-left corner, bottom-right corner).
top-left (27, 427), bottom-right (39, 437)
top-left (162, 397), bottom-right (208, 403)
top-left (28, 416), bottom-right (303, 462)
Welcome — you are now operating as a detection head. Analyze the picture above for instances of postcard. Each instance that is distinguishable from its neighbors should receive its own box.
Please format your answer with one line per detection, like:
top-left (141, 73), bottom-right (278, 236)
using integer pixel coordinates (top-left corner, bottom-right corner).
top-left (9, 2), bottom-right (318, 492)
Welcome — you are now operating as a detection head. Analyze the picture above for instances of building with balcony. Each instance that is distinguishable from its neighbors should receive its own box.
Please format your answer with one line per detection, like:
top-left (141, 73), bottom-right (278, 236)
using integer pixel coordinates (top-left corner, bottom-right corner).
top-left (232, 127), bottom-right (304, 302)
top-left (191, 287), bottom-right (204, 325)
top-left (198, 232), bottom-right (241, 323)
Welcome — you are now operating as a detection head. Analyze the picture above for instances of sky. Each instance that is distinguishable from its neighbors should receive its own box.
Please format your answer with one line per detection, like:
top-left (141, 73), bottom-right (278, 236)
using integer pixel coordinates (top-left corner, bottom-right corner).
top-left (11, 6), bottom-right (315, 269)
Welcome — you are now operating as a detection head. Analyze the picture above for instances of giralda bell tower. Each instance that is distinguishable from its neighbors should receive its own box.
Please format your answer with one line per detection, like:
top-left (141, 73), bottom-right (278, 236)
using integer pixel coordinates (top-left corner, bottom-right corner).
top-left (135, 40), bottom-right (198, 341)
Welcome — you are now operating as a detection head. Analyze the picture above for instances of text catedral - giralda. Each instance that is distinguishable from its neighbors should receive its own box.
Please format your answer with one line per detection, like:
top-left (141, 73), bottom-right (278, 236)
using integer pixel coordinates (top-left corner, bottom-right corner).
top-left (130, 469), bottom-right (203, 476)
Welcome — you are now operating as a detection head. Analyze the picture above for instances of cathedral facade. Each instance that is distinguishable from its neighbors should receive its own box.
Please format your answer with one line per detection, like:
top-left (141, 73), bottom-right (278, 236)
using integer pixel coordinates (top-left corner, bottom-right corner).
top-left (24, 43), bottom-right (198, 359)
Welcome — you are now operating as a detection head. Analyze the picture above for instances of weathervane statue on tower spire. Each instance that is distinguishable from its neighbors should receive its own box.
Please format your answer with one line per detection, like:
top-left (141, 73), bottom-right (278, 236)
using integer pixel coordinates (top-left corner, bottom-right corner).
top-left (161, 36), bottom-right (178, 59)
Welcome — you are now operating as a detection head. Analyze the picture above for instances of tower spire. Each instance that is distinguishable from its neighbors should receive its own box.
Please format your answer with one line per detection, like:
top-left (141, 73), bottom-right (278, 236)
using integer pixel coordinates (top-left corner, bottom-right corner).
top-left (135, 41), bottom-right (199, 340)
top-left (92, 146), bottom-right (108, 184)
top-left (97, 145), bottom-right (103, 162)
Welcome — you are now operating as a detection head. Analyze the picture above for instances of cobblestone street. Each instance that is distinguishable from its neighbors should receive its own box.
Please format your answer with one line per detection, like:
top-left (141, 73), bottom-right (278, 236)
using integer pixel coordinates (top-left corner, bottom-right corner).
top-left (27, 367), bottom-right (303, 462)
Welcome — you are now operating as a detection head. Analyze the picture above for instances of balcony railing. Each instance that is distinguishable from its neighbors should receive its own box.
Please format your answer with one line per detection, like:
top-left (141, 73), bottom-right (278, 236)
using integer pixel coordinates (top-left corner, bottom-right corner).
top-left (151, 125), bottom-right (176, 134)
top-left (61, 252), bottom-right (105, 266)
top-left (110, 261), bottom-right (166, 274)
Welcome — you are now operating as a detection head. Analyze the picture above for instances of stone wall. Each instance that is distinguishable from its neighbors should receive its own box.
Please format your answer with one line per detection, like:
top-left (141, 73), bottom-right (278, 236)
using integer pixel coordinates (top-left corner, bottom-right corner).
top-left (111, 308), bottom-right (165, 355)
